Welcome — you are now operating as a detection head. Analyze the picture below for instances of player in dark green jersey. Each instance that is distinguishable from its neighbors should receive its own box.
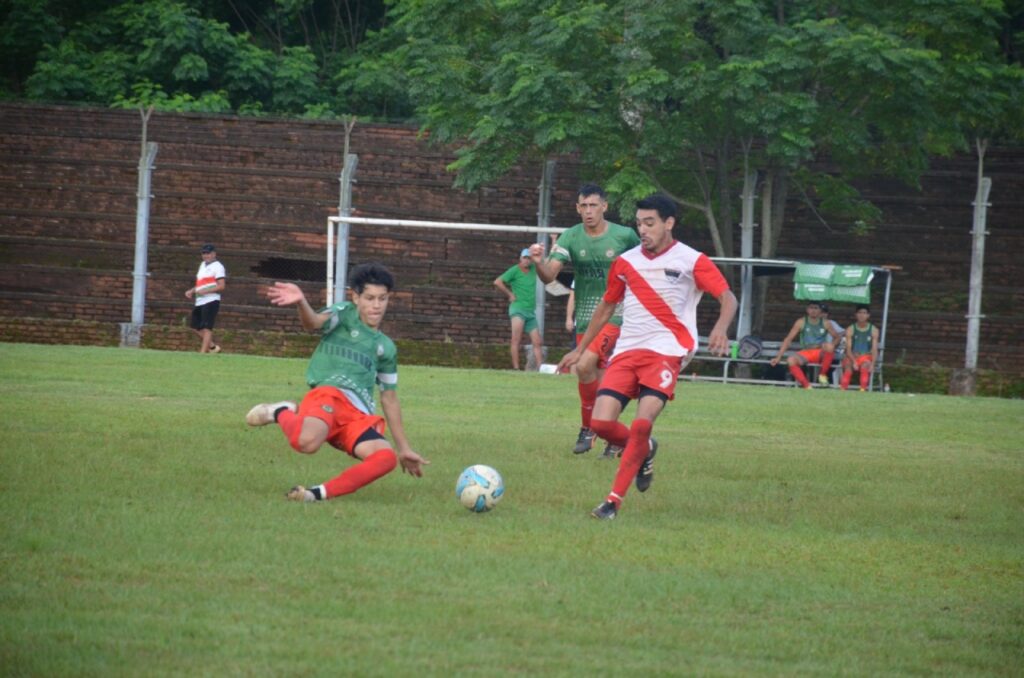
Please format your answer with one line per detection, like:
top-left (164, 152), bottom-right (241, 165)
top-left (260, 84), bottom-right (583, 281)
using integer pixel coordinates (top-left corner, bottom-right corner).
top-left (840, 305), bottom-right (880, 391)
top-left (529, 184), bottom-right (640, 456)
top-left (246, 263), bottom-right (430, 502)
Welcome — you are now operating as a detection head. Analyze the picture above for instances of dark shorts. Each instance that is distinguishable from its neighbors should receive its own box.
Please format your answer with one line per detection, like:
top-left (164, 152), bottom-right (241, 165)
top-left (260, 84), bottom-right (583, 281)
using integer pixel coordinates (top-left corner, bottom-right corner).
top-left (191, 301), bottom-right (220, 330)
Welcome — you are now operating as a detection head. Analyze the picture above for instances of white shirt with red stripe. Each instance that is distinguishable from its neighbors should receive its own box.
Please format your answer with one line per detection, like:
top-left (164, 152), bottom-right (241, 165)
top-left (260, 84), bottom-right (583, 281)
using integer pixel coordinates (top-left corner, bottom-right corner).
top-left (604, 241), bottom-right (729, 359)
top-left (194, 260), bottom-right (226, 307)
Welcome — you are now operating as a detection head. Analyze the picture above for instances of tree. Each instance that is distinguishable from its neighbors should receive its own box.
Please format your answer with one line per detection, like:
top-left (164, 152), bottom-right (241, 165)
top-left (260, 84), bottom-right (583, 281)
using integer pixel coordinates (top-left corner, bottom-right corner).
top-left (375, 0), bottom-right (1023, 331)
top-left (3, 0), bottom-right (394, 117)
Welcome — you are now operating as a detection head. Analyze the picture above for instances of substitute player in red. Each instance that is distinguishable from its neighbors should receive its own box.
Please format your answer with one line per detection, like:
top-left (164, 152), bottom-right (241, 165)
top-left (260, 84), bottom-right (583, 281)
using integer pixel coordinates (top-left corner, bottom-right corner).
top-left (245, 263), bottom-right (429, 502)
top-left (559, 194), bottom-right (737, 520)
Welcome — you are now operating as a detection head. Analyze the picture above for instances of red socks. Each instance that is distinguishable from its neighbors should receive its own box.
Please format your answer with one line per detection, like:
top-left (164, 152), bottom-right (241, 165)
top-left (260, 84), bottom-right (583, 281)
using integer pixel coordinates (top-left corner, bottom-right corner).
top-left (840, 370), bottom-right (852, 390)
top-left (820, 351), bottom-right (834, 374)
top-left (789, 363), bottom-right (810, 388)
top-left (322, 449), bottom-right (398, 498)
top-left (591, 418), bottom-right (630, 448)
top-left (578, 379), bottom-right (599, 429)
top-left (276, 409), bottom-right (305, 450)
top-left (610, 419), bottom-right (653, 502)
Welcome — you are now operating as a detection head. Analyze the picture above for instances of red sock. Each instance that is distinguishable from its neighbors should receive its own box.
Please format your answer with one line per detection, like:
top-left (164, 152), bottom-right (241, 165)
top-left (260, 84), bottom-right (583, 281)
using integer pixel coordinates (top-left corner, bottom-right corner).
top-left (860, 368), bottom-right (870, 390)
top-left (820, 351), bottom-right (834, 374)
top-left (321, 449), bottom-right (397, 498)
top-left (840, 370), bottom-right (852, 390)
top-left (591, 418), bottom-right (629, 448)
top-left (610, 419), bottom-right (653, 502)
top-left (578, 379), bottom-right (599, 429)
top-left (789, 364), bottom-right (810, 388)
top-left (277, 409), bottom-right (305, 451)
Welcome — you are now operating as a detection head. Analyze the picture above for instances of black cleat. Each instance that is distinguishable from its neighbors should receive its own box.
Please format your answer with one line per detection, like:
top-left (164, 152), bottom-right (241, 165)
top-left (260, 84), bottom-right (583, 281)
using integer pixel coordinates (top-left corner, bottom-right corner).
top-left (599, 442), bottom-right (623, 460)
top-left (573, 427), bottom-right (596, 454)
top-left (590, 500), bottom-right (618, 520)
top-left (635, 437), bottom-right (658, 493)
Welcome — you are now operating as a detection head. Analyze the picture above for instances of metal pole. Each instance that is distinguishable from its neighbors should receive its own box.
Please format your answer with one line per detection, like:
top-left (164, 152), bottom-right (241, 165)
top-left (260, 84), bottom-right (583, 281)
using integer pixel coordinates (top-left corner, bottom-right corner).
top-left (335, 153), bottom-right (358, 305)
top-left (737, 170), bottom-right (757, 339)
top-left (965, 176), bottom-right (992, 370)
top-left (875, 269), bottom-right (893, 391)
top-left (125, 106), bottom-right (158, 348)
top-left (535, 160), bottom-right (556, 344)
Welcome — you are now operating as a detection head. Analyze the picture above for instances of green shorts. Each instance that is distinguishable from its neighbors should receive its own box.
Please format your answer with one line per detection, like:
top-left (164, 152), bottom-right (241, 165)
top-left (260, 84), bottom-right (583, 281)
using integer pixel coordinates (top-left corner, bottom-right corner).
top-left (509, 309), bottom-right (538, 333)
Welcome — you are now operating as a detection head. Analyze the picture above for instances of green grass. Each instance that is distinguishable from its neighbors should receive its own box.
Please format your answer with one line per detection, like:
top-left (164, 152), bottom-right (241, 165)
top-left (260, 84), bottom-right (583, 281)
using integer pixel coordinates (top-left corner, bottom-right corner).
top-left (1, 343), bottom-right (1021, 676)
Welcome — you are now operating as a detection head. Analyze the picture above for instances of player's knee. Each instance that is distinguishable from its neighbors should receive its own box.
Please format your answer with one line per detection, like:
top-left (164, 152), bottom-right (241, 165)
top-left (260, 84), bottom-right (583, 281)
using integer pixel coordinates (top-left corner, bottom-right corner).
top-left (294, 433), bottom-right (322, 455)
top-left (630, 418), bottom-right (653, 438)
top-left (787, 355), bottom-right (801, 367)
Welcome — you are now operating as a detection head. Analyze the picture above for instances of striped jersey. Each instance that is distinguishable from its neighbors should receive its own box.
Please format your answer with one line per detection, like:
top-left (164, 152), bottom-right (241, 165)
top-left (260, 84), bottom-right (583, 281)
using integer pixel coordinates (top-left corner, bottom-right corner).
top-left (603, 241), bottom-right (729, 358)
top-left (194, 260), bottom-right (226, 306)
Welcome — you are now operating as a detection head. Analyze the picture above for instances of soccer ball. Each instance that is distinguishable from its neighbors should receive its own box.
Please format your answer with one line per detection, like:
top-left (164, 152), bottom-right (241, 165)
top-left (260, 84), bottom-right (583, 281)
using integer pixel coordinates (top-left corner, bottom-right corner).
top-left (456, 465), bottom-right (504, 512)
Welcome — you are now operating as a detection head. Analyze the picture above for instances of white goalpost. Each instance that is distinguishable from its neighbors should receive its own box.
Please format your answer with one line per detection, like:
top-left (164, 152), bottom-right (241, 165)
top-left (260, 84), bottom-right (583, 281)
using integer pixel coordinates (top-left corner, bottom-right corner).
top-left (326, 214), bottom-right (567, 339)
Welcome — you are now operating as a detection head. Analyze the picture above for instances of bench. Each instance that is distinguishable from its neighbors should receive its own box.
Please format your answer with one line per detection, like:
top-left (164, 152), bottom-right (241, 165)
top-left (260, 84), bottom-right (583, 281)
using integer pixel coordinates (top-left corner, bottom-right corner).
top-left (684, 338), bottom-right (872, 389)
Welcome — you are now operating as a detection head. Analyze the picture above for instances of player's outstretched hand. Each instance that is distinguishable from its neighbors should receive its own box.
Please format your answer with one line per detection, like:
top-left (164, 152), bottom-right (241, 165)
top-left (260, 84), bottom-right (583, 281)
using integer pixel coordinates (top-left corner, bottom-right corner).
top-left (399, 449), bottom-right (430, 477)
top-left (267, 281), bottom-right (305, 307)
top-left (528, 243), bottom-right (546, 264)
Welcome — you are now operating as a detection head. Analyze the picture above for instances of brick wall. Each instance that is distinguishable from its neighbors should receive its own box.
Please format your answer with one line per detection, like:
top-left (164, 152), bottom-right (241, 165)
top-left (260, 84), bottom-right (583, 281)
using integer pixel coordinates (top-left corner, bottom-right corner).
top-left (1, 102), bottom-right (1022, 375)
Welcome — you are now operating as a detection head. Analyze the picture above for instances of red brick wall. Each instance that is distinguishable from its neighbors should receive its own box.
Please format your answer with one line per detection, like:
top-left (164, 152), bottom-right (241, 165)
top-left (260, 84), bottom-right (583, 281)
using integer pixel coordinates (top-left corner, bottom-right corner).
top-left (1, 102), bottom-right (1022, 374)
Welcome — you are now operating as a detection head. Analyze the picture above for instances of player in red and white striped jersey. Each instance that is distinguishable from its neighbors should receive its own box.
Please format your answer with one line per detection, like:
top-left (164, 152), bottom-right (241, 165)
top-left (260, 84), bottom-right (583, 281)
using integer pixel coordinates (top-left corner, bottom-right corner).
top-left (559, 194), bottom-right (737, 520)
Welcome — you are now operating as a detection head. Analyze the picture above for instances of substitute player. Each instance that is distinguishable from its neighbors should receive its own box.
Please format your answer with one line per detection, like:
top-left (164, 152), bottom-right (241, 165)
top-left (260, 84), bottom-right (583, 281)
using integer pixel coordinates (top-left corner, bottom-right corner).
top-left (559, 194), bottom-right (737, 520)
top-left (769, 300), bottom-right (843, 388)
top-left (245, 263), bottom-right (429, 501)
top-left (529, 184), bottom-right (639, 457)
top-left (840, 305), bottom-right (879, 391)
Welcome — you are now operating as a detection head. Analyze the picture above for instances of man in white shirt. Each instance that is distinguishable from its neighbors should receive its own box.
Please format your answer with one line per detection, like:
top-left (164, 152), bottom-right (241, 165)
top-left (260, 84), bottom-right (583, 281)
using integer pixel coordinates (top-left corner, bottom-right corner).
top-left (184, 243), bottom-right (226, 353)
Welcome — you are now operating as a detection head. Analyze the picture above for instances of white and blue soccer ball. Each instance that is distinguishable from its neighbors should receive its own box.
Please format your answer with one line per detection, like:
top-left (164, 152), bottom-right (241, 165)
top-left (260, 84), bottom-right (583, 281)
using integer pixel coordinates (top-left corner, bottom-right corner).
top-left (456, 465), bottom-right (504, 512)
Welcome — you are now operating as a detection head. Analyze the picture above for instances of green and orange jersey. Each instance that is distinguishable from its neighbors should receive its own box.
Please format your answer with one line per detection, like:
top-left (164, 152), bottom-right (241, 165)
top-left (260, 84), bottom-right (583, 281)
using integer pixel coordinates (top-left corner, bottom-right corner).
top-left (850, 323), bottom-right (875, 356)
top-left (549, 222), bottom-right (639, 333)
top-left (305, 301), bottom-right (397, 415)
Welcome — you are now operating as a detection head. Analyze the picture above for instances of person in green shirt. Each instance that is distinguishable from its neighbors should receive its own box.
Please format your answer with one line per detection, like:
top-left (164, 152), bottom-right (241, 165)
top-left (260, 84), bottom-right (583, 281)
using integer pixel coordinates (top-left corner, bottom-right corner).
top-left (493, 248), bottom-right (544, 370)
top-left (245, 263), bottom-right (430, 502)
top-left (529, 184), bottom-right (641, 457)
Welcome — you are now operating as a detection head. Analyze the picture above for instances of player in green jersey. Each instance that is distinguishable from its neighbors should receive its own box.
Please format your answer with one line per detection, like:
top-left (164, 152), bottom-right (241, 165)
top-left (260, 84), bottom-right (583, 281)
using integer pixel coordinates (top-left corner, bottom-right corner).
top-left (494, 248), bottom-right (544, 370)
top-left (245, 263), bottom-right (430, 502)
top-left (840, 305), bottom-right (879, 391)
top-left (529, 184), bottom-right (640, 456)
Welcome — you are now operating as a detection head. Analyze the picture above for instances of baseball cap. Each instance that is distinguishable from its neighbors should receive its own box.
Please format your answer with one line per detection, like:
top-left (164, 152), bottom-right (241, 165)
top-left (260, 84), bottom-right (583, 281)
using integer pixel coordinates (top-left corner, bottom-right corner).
top-left (200, 244), bottom-right (216, 253)
top-left (819, 302), bottom-right (830, 313)
top-left (520, 248), bottom-right (531, 257)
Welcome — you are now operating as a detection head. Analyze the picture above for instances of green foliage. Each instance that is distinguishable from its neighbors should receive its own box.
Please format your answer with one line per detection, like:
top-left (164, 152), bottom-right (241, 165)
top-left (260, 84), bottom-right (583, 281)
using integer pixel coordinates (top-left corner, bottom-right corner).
top-left (1, 344), bottom-right (1022, 674)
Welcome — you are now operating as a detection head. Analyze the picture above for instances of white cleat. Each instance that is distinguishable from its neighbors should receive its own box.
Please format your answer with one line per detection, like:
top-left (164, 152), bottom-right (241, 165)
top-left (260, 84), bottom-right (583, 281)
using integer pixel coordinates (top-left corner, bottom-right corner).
top-left (246, 401), bottom-right (296, 427)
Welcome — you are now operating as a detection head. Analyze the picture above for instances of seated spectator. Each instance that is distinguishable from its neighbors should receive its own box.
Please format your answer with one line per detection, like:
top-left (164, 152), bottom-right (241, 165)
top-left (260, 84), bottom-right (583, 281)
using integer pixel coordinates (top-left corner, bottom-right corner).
top-left (840, 305), bottom-right (880, 391)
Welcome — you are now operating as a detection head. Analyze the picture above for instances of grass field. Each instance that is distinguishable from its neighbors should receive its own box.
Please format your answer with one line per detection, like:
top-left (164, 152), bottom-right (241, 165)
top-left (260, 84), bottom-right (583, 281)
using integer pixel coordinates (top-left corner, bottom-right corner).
top-left (1, 343), bottom-right (1021, 676)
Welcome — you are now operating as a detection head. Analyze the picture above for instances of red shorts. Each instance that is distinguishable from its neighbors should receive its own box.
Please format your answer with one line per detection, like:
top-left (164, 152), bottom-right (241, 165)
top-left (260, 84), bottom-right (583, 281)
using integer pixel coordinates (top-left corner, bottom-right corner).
top-left (577, 324), bottom-right (621, 370)
top-left (797, 348), bottom-right (830, 364)
top-left (298, 386), bottom-right (386, 456)
top-left (599, 349), bottom-right (684, 401)
top-left (849, 354), bottom-right (873, 370)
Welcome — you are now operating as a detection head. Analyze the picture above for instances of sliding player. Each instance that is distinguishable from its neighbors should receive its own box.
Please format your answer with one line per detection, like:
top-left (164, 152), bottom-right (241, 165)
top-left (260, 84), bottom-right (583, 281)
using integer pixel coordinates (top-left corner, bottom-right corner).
top-left (246, 263), bottom-right (429, 501)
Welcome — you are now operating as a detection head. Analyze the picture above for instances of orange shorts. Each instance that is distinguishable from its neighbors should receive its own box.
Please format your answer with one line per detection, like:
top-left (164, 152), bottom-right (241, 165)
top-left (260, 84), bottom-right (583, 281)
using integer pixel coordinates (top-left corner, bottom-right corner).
top-left (848, 354), bottom-right (873, 370)
top-left (298, 386), bottom-right (386, 456)
top-left (797, 348), bottom-right (831, 364)
top-left (599, 349), bottom-right (683, 401)
top-left (576, 324), bottom-right (621, 370)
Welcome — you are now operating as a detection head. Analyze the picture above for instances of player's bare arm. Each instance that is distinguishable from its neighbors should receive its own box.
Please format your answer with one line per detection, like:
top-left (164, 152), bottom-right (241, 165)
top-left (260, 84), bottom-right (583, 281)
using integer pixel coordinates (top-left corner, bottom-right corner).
top-left (493, 277), bottom-right (515, 303)
top-left (380, 389), bottom-right (430, 477)
top-left (528, 242), bottom-right (562, 284)
top-left (558, 299), bottom-right (614, 372)
top-left (706, 290), bottom-right (739, 356)
top-left (770, 319), bottom-right (804, 366)
top-left (267, 281), bottom-right (327, 331)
